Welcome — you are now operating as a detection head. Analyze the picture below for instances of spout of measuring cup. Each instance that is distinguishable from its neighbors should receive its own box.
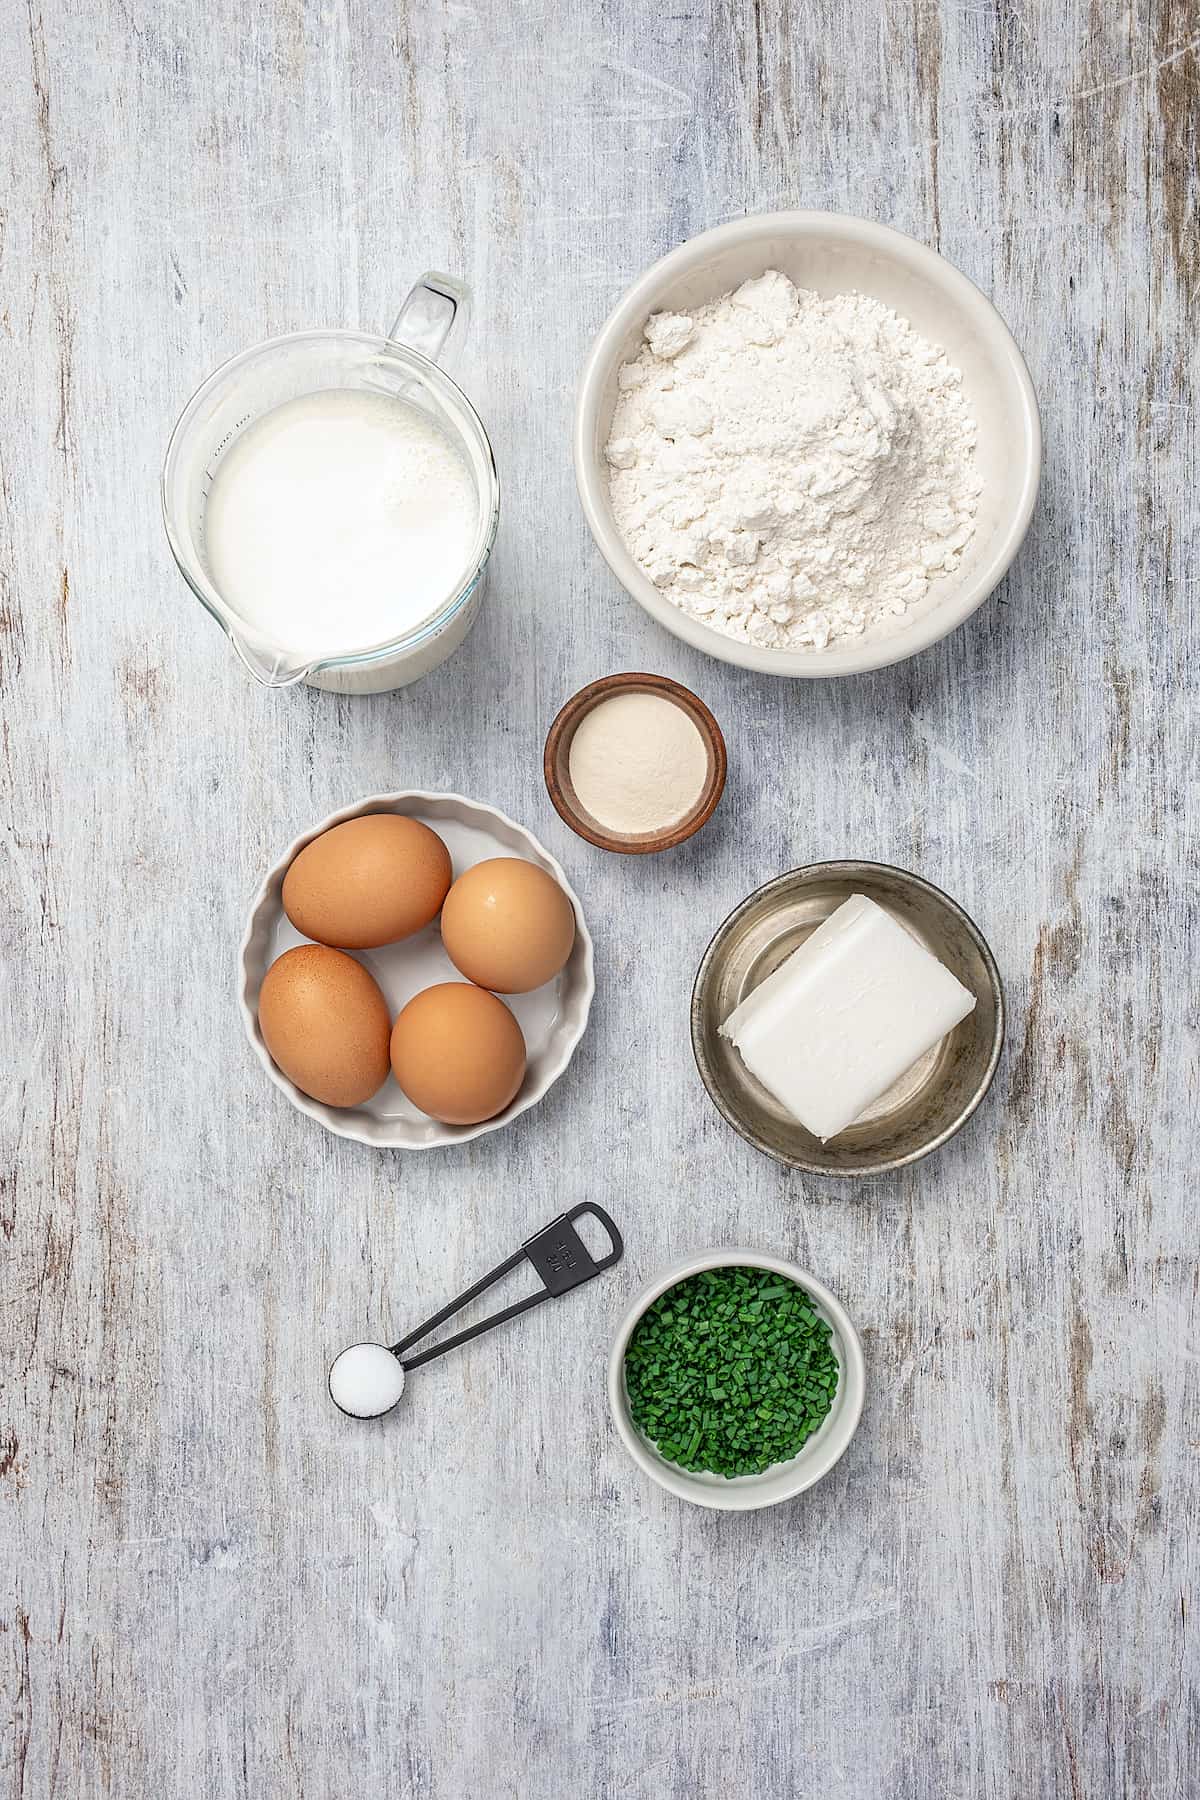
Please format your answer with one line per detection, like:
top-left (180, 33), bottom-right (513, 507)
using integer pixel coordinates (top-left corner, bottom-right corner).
top-left (228, 628), bottom-right (313, 689)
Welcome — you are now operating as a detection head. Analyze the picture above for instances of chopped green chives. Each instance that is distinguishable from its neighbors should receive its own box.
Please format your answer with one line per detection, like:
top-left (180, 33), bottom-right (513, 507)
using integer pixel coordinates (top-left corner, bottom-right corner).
top-left (624, 1266), bottom-right (840, 1479)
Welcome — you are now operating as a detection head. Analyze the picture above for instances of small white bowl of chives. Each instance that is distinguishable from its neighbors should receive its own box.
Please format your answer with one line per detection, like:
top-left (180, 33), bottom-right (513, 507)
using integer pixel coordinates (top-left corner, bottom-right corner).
top-left (607, 1250), bottom-right (865, 1510)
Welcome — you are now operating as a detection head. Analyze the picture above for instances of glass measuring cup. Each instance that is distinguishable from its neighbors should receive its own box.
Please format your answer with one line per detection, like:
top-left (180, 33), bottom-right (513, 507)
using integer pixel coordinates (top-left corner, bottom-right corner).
top-left (161, 275), bottom-right (499, 694)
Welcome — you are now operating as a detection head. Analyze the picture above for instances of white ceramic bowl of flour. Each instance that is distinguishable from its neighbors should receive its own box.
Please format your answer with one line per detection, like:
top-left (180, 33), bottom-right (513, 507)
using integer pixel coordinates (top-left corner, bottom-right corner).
top-left (574, 212), bottom-right (1040, 677)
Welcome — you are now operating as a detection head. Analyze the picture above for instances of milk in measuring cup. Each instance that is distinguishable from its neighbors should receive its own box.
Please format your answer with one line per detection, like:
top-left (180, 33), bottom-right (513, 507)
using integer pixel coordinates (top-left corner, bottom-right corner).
top-left (204, 389), bottom-right (478, 660)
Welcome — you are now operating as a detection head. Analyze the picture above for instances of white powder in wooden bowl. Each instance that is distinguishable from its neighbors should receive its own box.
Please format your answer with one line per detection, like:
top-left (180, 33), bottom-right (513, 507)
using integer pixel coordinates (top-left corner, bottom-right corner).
top-left (568, 692), bottom-right (709, 835)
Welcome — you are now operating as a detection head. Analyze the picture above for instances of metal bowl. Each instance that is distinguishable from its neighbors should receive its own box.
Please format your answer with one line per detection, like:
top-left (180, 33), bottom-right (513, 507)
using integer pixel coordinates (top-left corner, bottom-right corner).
top-left (691, 862), bottom-right (1003, 1177)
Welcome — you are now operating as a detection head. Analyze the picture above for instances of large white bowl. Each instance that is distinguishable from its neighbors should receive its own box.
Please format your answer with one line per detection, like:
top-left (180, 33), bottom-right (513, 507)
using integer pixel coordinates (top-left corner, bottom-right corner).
top-left (238, 792), bottom-right (594, 1148)
top-left (607, 1249), bottom-right (865, 1510)
top-left (574, 211), bottom-right (1041, 677)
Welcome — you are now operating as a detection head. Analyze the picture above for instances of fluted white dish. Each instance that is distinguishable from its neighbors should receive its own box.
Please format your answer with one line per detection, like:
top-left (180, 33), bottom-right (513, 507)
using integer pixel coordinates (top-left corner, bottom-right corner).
top-left (239, 791), bottom-right (594, 1148)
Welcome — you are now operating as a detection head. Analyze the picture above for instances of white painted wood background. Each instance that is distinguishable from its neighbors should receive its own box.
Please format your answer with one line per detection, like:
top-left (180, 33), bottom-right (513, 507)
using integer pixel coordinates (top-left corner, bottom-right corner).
top-left (3, 2), bottom-right (1197, 1795)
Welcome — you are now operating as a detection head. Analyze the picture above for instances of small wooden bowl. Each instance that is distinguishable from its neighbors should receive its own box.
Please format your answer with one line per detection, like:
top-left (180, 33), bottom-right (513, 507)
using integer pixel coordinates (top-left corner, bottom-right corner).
top-left (543, 673), bottom-right (727, 855)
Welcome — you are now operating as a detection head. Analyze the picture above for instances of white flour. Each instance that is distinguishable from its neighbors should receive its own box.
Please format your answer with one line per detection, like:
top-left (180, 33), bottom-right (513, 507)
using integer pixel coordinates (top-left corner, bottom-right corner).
top-left (568, 691), bottom-right (708, 834)
top-left (605, 271), bottom-right (981, 651)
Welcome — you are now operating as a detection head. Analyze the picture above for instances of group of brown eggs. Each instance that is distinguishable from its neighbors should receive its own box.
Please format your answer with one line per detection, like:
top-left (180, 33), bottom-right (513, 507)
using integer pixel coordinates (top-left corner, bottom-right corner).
top-left (257, 814), bottom-right (576, 1125)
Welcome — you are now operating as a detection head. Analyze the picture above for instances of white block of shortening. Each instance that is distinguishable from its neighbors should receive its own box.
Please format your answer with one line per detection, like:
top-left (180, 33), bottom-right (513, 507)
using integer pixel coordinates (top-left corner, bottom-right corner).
top-left (719, 894), bottom-right (977, 1141)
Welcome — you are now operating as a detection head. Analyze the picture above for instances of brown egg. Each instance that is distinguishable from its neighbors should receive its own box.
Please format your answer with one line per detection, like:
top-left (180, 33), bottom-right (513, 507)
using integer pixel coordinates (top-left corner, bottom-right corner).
top-left (440, 858), bottom-right (576, 993)
top-left (389, 982), bottom-right (526, 1125)
top-left (282, 814), bottom-right (452, 949)
top-left (258, 945), bottom-right (391, 1107)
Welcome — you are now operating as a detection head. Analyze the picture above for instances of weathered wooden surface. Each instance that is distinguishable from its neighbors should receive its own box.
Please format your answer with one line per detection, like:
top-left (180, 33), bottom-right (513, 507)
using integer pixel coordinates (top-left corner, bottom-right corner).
top-left (2, 2), bottom-right (1197, 1795)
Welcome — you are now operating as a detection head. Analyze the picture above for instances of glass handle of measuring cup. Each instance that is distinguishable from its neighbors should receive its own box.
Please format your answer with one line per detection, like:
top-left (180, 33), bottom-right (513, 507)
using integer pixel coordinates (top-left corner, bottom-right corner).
top-left (388, 272), bottom-right (470, 364)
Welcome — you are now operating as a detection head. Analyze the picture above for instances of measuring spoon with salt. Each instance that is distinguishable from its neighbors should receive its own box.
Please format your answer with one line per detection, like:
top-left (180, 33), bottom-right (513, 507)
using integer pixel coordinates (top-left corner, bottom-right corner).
top-left (328, 1203), bottom-right (624, 1420)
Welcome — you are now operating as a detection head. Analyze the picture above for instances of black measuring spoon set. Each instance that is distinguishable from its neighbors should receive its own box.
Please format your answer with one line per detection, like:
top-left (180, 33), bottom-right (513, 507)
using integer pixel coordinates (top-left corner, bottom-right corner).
top-left (328, 1203), bottom-right (624, 1420)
